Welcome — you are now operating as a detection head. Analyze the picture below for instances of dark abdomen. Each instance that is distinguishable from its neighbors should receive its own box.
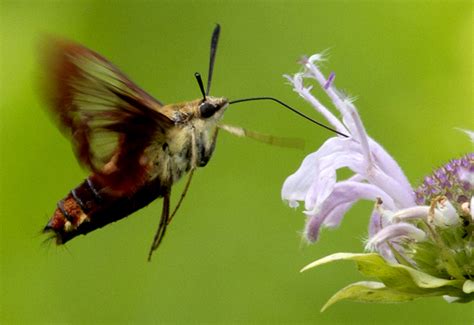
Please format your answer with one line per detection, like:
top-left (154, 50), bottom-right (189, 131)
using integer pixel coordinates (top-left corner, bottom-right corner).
top-left (44, 176), bottom-right (166, 244)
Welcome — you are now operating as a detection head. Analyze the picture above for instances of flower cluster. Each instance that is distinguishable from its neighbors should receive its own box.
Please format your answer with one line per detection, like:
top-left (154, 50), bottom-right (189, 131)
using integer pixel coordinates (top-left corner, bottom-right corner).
top-left (282, 54), bottom-right (473, 310)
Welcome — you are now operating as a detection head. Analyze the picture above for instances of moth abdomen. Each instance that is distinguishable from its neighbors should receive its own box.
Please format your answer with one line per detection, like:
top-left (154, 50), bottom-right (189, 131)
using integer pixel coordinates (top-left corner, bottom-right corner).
top-left (44, 178), bottom-right (102, 244)
top-left (44, 176), bottom-right (167, 245)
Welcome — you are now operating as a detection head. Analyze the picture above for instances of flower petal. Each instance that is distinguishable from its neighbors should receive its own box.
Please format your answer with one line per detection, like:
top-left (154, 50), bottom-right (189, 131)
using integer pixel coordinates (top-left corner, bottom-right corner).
top-left (369, 139), bottom-right (414, 203)
top-left (281, 151), bottom-right (319, 207)
top-left (365, 223), bottom-right (426, 251)
top-left (323, 202), bottom-right (354, 228)
top-left (282, 136), bottom-right (357, 209)
top-left (369, 206), bottom-right (384, 238)
top-left (306, 180), bottom-right (396, 217)
top-left (284, 72), bottom-right (346, 133)
top-left (389, 206), bottom-right (431, 223)
top-left (304, 214), bottom-right (325, 242)
top-left (307, 147), bottom-right (365, 210)
top-left (303, 181), bottom-right (395, 242)
top-left (433, 198), bottom-right (460, 228)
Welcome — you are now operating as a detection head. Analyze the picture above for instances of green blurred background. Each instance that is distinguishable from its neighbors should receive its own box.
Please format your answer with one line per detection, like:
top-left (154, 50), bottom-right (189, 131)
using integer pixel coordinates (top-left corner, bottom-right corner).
top-left (1, 1), bottom-right (472, 324)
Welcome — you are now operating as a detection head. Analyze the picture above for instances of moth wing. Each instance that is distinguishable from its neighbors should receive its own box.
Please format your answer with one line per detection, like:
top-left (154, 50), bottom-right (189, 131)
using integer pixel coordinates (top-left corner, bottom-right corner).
top-left (41, 38), bottom-right (174, 195)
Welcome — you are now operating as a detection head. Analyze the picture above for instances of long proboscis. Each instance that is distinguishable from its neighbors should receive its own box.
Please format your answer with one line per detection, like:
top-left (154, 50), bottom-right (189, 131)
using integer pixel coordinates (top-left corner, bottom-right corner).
top-left (229, 97), bottom-right (349, 138)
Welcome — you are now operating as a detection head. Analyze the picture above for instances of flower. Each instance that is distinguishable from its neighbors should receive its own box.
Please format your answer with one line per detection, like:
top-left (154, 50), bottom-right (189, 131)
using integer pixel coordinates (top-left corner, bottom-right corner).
top-left (282, 54), bottom-right (416, 243)
top-left (282, 53), bottom-right (474, 310)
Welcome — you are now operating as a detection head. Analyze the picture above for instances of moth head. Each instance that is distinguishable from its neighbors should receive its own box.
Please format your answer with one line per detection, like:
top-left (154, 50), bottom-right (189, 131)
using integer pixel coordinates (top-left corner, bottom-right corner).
top-left (198, 96), bottom-right (228, 120)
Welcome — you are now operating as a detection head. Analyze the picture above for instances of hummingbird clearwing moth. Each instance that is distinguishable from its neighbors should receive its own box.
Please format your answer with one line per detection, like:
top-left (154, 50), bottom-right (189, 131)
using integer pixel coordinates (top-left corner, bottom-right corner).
top-left (41, 25), bottom-right (347, 261)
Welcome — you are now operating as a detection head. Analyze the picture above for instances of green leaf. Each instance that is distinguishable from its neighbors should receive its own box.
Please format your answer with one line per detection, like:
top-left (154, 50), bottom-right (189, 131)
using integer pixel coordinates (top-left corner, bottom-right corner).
top-left (321, 281), bottom-right (420, 312)
top-left (300, 252), bottom-right (380, 273)
top-left (355, 257), bottom-right (462, 294)
top-left (301, 252), bottom-right (465, 300)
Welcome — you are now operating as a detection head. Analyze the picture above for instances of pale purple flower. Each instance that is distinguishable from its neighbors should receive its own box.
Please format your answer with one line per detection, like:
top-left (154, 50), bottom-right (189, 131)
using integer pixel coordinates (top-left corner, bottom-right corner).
top-left (283, 53), bottom-right (474, 307)
top-left (282, 54), bottom-right (416, 244)
top-left (282, 53), bottom-right (473, 261)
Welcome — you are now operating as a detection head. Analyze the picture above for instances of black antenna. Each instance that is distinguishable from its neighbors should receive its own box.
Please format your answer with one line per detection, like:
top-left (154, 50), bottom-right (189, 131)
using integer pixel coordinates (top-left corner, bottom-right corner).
top-left (229, 97), bottom-right (349, 138)
top-left (206, 24), bottom-right (221, 96)
top-left (194, 72), bottom-right (206, 101)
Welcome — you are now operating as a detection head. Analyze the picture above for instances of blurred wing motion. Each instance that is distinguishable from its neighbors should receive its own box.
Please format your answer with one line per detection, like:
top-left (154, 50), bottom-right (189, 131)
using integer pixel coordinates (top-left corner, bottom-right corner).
top-left (218, 124), bottom-right (305, 149)
top-left (41, 39), bottom-right (174, 195)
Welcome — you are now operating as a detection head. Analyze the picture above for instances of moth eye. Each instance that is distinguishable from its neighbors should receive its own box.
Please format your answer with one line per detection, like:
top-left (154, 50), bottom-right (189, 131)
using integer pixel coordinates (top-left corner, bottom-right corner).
top-left (199, 102), bottom-right (219, 118)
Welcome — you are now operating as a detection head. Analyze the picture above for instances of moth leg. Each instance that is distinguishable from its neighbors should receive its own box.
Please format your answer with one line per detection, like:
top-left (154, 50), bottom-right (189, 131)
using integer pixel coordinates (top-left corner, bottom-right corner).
top-left (217, 124), bottom-right (305, 149)
top-left (147, 188), bottom-right (171, 262)
top-left (165, 125), bottom-right (202, 223)
top-left (167, 168), bottom-right (195, 225)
